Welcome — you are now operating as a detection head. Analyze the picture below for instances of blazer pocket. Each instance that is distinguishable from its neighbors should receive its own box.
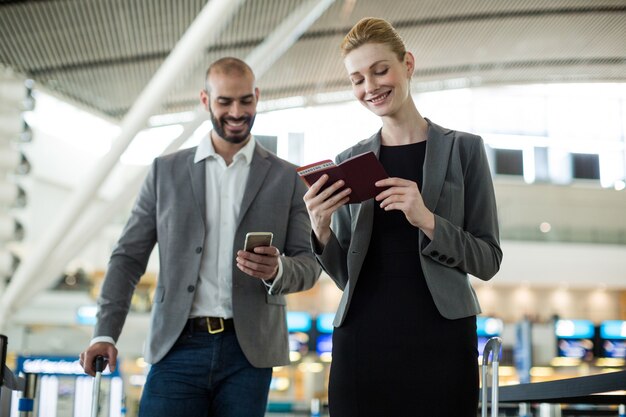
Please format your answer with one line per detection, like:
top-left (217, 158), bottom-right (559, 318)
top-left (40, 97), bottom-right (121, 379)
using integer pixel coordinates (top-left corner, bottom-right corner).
top-left (153, 286), bottom-right (165, 303)
top-left (266, 293), bottom-right (286, 305)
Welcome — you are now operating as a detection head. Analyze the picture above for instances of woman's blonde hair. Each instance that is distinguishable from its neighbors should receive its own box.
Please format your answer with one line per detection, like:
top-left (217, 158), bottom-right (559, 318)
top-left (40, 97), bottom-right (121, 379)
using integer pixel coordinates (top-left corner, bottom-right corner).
top-left (340, 17), bottom-right (406, 61)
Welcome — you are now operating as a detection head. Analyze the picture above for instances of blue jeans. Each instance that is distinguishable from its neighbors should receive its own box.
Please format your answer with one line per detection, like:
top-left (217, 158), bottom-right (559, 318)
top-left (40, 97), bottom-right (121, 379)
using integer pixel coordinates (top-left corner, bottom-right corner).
top-left (138, 328), bottom-right (272, 417)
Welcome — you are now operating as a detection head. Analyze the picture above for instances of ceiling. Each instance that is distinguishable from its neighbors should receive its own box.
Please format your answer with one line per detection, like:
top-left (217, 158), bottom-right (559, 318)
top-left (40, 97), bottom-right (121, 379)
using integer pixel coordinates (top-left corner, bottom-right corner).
top-left (0, 0), bottom-right (625, 120)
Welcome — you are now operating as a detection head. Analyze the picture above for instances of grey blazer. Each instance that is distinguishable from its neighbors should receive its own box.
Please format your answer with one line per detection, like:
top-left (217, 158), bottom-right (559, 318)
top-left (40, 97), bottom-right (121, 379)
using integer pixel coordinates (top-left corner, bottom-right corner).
top-left (95, 142), bottom-right (321, 367)
top-left (316, 120), bottom-right (503, 327)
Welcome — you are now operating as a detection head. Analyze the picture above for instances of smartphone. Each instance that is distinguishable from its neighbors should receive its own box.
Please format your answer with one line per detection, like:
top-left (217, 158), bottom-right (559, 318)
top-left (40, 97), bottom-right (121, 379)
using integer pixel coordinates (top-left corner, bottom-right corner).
top-left (244, 232), bottom-right (273, 252)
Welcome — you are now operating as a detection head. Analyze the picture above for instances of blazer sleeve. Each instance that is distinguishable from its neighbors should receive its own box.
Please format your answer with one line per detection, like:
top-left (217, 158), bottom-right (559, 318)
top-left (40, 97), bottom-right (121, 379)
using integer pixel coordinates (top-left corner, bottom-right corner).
top-left (311, 203), bottom-right (352, 290)
top-left (311, 150), bottom-right (355, 291)
top-left (421, 135), bottom-right (502, 280)
top-left (94, 160), bottom-right (158, 342)
top-left (267, 173), bottom-right (322, 294)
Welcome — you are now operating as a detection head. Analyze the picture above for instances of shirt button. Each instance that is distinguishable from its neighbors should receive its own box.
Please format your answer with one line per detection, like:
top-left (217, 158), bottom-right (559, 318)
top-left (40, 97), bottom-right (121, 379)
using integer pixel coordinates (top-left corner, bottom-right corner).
top-left (446, 258), bottom-right (455, 265)
top-left (187, 285), bottom-right (195, 292)
top-left (438, 255), bottom-right (447, 262)
top-left (195, 247), bottom-right (202, 254)
top-left (430, 251), bottom-right (439, 258)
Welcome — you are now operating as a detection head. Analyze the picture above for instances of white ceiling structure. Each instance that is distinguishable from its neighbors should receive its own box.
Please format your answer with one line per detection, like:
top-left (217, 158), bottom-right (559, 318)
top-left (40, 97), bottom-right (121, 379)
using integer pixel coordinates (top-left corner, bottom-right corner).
top-left (1, 0), bottom-right (625, 118)
top-left (0, 0), bottom-right (625, 331)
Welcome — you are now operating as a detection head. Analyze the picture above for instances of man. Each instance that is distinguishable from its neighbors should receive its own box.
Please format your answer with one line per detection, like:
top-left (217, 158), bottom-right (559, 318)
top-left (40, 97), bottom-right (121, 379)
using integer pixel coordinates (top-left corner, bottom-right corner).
top-left (80, 57), bottom-right (321, 417)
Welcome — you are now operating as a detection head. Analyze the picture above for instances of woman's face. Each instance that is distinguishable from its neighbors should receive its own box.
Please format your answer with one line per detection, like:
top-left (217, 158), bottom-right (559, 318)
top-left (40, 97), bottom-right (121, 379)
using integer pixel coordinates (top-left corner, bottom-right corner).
top-left (343, 42), bottom-right (413, 117)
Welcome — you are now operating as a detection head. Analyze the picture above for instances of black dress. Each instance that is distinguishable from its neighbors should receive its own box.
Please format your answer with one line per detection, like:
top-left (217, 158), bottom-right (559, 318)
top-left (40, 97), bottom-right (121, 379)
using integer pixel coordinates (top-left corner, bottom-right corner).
top-left (328, 141), bottom-right (479, 417)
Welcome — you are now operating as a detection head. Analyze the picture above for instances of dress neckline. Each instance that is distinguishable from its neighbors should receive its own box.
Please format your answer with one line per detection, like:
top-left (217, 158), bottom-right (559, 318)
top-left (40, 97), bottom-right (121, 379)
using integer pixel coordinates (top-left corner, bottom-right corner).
top-left (380, 140), bottom-right (427, 149)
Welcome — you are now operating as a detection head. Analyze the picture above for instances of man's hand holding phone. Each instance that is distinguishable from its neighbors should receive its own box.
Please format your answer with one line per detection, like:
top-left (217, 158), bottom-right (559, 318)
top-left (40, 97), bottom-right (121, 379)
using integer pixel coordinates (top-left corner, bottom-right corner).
top-left (236, 232), bottom-right (279, 281)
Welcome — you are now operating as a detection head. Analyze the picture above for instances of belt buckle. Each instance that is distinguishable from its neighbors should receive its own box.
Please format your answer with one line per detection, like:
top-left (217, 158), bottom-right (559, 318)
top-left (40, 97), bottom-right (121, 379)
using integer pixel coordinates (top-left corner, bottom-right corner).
top-left (207, 317), bottom-right (225, 334)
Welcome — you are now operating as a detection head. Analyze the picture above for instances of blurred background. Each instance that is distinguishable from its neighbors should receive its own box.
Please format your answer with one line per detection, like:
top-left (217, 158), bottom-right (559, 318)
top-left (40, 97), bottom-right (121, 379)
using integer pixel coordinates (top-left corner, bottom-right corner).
top-left (0, 0), bottom-right (625, 416)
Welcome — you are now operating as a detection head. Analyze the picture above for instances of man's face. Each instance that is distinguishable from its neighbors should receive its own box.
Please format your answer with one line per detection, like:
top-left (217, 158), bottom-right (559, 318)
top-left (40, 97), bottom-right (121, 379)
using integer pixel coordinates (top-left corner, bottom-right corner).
top-left (201, 71), bottom-right (259, 144)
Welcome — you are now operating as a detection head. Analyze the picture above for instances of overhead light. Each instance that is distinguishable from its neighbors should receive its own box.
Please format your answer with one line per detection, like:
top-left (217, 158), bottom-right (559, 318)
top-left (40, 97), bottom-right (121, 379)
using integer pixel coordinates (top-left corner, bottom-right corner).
top-left (539, 222), bottom-right (551, 233)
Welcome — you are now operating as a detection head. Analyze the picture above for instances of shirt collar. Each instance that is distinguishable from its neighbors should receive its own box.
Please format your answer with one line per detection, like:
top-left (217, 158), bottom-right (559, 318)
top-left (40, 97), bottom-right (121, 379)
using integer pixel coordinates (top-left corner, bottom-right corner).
top-left (194, 133), bottom-right (256, 166)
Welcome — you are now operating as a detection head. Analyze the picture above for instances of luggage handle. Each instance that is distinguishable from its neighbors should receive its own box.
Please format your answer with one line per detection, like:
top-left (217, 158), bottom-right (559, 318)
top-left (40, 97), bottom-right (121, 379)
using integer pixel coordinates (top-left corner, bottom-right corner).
top-left (94, 355), bottom-right (106, 373)
top-left (91, 356), bottom-right (106, 417)
top-left (481, 336), bottom-right (502, 417)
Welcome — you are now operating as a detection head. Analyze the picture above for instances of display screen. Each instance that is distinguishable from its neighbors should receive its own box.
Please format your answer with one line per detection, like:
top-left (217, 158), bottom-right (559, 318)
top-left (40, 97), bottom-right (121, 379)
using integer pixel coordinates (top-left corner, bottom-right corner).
top-left (316, 333), bottom-right (333, 355)
top-left (476, 316), bottom-right (503, 337)
top-left (555, 319), bottom-right (595, 359)
top-left (475, 317), bottom-right (503, 357)
top-left (286, 311), bottom-right (312, 332)
top-left (600, 320), bottom-right (626, 358)
top-left (477, 336), bottom-right (490, 356)
top-left (555, 319), bottom-right (594, 339)
top-left (17, 355), bottom-right (120, 377)
top-left (600, 320), bottom-right (626, 339)
top-left (288, 332), bottom-right (309, 354)
top-left (316, 313), bottom-right (335, 333)
top-left (557, 339), bottom-right (594, 359)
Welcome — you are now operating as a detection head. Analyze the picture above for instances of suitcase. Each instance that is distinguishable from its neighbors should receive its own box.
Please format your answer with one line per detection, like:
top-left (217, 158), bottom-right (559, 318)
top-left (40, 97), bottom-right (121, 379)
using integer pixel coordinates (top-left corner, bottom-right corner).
top-left (91, 356), bottom-right (106, 417)
top-left (481, 337), bottom-right (502, 417)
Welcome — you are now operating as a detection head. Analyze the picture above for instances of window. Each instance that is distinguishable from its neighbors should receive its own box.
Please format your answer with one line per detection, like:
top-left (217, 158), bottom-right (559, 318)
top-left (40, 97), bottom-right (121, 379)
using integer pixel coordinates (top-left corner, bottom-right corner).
top-left (572, 153), bottom-right (600, 180)
top-left (494, 149), bottom-right (524, 176)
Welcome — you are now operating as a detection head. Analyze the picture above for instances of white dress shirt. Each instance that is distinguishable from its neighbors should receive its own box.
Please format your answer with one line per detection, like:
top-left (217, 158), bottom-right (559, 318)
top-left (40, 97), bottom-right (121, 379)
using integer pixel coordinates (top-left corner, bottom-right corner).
top-left (189, 134), bottom-right (255, 318)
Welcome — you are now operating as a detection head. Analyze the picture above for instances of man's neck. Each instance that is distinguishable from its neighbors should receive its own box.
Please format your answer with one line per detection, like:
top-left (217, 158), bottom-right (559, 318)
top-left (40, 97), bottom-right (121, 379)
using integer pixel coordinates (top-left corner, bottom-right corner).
top-left (211, 131), bottom-right (250, 165)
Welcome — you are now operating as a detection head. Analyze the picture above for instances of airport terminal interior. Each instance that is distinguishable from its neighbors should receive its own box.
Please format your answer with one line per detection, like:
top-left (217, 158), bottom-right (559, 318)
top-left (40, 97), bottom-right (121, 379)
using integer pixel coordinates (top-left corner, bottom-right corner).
top-left (0, 0), bottom-right (625, 416)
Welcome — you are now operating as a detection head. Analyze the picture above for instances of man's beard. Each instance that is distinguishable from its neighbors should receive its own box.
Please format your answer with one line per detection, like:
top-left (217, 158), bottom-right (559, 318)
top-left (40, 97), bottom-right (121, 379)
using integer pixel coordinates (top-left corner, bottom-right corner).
top-left (209, 106), bottom-right (256, 144)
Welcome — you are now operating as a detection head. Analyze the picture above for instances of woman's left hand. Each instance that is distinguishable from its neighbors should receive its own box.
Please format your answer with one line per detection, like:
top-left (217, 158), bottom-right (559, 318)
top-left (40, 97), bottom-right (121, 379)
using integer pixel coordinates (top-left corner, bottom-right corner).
top-left (375, 177), bottom-right (435, 239)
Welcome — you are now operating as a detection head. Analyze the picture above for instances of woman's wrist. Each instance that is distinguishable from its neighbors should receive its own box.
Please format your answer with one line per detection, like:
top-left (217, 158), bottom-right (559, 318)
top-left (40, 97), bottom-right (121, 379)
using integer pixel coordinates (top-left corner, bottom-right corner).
top-left (314, 228), bottom-right (331, 248)
top-left (420, 212), bottom-right (435, 240)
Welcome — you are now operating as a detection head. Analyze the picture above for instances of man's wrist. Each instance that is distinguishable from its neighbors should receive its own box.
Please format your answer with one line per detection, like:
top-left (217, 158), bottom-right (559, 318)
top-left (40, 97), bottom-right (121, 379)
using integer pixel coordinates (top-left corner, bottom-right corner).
top-left (90, 336), bottom-right (115, 346)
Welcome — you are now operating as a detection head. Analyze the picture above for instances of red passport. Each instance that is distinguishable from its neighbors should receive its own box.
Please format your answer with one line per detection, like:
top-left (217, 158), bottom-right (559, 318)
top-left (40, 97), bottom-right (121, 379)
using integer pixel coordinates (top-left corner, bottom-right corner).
top-left (297, 151), bottom-right (389, 204)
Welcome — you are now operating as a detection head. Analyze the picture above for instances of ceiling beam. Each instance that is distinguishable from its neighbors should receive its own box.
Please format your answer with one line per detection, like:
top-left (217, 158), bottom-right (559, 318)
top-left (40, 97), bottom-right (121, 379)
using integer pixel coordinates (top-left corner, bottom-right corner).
top-left (0, 0), bottom-right (248, 331)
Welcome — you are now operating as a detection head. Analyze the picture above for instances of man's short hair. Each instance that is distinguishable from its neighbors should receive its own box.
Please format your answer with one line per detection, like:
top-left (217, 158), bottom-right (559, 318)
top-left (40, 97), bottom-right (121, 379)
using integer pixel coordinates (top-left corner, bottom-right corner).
top-left (205, 57), bottom-right (255, 92)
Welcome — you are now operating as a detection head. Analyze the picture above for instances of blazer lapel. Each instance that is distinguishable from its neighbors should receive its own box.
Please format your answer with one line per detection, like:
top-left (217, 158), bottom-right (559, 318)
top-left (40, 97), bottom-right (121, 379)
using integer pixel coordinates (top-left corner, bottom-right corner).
top-left (237, 144), bottom-right (271, 226)
top-left (351, 199), bottom-right (374, 255)
top-left (188, 152), bottom-right (207, 227)
top-left (354, 129), bottom-right (383, 158)
top-left (422, 120), bottom-right (453, 212)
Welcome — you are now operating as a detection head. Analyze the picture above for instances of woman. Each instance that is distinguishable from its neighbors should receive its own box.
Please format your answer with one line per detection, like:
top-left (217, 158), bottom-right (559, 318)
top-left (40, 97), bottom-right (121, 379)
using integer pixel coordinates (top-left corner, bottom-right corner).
top-left (304, 18), bottom-right (503, 416)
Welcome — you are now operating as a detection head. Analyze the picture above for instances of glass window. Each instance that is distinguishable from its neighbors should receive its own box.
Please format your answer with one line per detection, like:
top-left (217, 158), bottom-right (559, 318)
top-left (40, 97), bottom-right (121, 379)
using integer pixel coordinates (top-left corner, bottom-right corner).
top-left (495, 149), bottom-right (524, 176)
top-left (572, 153), bottom-right (600, 180)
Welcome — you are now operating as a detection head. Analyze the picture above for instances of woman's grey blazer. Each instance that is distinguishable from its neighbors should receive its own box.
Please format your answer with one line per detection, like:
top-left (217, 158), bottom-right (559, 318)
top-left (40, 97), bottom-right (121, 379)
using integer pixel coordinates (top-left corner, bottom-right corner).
top-left (316, 120), bottom-right (503, 327)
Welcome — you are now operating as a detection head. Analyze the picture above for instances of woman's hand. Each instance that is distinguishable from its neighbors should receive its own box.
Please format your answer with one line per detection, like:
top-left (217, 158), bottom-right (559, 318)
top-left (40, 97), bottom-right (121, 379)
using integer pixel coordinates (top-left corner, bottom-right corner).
top-left (375, 177), bottom-right (435, 239)
top-left (303, 174), bottom-right (352, 247)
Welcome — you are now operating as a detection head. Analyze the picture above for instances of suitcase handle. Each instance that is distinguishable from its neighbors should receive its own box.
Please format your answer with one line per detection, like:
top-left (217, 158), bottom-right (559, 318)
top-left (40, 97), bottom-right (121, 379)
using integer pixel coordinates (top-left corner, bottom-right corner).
top-left (91, 356), bottom-right (106, 417)
top-left (94, 355), bottom-right (106, 373)
top-left (481, 336), bottom-right (502, 417)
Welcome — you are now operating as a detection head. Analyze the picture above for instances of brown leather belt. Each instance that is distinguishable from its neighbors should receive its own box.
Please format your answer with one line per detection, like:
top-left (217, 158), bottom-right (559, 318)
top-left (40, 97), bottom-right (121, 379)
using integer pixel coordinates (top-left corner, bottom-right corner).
top-left (187, 317), bottom-right (234, 334)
